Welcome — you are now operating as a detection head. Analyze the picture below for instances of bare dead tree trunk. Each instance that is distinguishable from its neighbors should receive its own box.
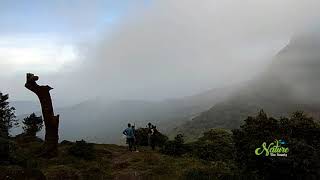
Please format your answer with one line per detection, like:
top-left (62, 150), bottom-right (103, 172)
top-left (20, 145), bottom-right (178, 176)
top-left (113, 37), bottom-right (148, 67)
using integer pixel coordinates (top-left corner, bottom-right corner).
top-left (25, 73), bottom-right (59, 157)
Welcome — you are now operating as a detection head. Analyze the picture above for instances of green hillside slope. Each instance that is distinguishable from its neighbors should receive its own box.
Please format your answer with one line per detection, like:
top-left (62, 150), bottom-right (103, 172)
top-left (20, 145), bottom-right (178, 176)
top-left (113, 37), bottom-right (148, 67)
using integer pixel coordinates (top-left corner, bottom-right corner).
top-left (176, 33), bottom-right (320, 140)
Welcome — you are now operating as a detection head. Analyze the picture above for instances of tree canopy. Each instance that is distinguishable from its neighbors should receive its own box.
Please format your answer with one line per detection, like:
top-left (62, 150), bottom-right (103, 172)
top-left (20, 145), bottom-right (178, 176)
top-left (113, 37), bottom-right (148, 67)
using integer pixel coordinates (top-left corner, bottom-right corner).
top-left (233, 110), bottom-right (320, 179)
top-left (22, 113), bottom-right (43, 137)
top-left (0, 92), bottom-right (16, 138)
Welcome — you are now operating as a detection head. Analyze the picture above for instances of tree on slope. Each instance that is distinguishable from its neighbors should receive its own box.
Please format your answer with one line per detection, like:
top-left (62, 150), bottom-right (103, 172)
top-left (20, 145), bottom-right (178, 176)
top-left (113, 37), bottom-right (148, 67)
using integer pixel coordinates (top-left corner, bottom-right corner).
top-left (22, 113), bottom-right (43, 137)
top-left (0, 92), bottom-right (16, 162)
top-left (0, 92), bottom-right (16, 138)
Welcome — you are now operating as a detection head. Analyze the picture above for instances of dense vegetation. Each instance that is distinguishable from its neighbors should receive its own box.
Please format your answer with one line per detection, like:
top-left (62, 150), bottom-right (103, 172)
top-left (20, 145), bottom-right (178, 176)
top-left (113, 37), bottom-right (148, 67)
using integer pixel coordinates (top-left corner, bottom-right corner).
top-left (162, 110), bottom-right (320, 179)
top-left (233, 110), bottom-right (320, 179)
top-left (1, 91), bottom-right (320, 179)
top-left (0, 92), bottom-right (17, 138)
top-left (67, 140), bottom-right (96, 160)
top-left (134, 127), bottom-right (168, 147)
top-left (0, 92), bottom-right (17, 163)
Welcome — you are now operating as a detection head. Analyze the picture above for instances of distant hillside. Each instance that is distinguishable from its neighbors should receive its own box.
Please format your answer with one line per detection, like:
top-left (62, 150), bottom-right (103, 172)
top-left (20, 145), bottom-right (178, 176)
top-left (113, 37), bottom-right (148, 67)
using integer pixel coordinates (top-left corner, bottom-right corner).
top-left (177, 32), bottom-right (320, 140)
top-left (10, 101), bottom-right (40, 115)
top-left (57, 86), bottom-right (237, 144)
top-left (14, 86), bottom-right (237, 143)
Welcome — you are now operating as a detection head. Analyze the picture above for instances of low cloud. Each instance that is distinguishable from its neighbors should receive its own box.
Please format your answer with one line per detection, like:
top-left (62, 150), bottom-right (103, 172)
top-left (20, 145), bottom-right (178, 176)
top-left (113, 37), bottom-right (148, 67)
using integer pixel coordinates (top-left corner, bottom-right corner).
top-left (1, 0), bottom-right (320, 104)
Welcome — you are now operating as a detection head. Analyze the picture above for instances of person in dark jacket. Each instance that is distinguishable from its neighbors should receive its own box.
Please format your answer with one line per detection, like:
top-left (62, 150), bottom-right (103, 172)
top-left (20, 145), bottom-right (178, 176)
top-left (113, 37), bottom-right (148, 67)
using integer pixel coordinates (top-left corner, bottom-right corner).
top-left (147, 122), bottom-right (152, 146)
top-left (150, 125), bottom-right (157, 150)
top-left (131, 125), bottom-right (138, 152)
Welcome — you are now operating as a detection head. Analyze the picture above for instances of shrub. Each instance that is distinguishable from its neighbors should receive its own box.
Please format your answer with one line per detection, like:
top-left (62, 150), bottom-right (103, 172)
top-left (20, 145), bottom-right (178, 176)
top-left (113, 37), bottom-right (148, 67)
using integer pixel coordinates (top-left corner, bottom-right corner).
top-left (161, 134), bottom-right (186, 156)
top-left (135, 127), bottom-right (168, 147)
top-left (135, 128), bottom-right (149, 146)
top-left (191, 129), bottom-right (234, 161)
top-left (68, 140), bottom-right (95, 160)
top-left (233, 110), bottom-right (320, 179)
top-left (22, 113), bottom-right (43, 137)
top-left (154, 130), bottom-right (169, 147)
top-left (60, 140), bottom-right (73, 145)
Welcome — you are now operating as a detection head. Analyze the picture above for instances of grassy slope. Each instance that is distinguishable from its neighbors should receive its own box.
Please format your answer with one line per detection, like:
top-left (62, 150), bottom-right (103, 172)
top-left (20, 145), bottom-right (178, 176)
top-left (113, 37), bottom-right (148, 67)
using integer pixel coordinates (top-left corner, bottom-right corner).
top-left (1, 140), bottom-right (207, 180)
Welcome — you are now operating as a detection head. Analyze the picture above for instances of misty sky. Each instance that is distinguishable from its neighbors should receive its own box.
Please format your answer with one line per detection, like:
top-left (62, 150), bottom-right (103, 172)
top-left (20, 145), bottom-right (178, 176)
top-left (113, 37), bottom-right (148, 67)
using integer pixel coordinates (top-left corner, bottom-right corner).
top-left (1, 0), bottom-right (319, 106)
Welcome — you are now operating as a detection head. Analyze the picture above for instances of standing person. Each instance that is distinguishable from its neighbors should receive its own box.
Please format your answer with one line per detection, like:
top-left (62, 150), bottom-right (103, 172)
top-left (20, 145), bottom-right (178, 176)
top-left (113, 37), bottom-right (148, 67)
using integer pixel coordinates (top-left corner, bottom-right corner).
top-left (123, 123), bottom-right (134, 152)
top-left (131, 125), bottom-right (138, 152)
top-left (147, 122), bottom-right (152, 147)
top-left (150, 125), bottom-right (156, 150)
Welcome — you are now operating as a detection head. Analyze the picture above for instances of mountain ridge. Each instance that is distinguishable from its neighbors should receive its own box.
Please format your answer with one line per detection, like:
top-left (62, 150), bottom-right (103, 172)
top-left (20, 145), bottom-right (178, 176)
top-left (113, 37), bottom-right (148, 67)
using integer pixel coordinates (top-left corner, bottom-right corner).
top-left (176, 32), bottom-right (320, 140)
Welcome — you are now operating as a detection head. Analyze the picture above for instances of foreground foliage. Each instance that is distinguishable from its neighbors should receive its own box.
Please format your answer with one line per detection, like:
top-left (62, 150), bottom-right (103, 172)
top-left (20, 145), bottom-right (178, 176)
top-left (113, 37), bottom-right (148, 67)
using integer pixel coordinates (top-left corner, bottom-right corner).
top-left (233, 110), bottom-right (320, 179)
top-left (68, 140), bottom-right (96, 160)
top-left (1, 108), bottom-right (319, 179)
top-left (162, 110), bottom-right (320, 179)
top-left (161, 134), bottom-right (187, 156)
top-left (0, 92), bottom-right (16, 138)
top-left (191, 129), bottom-right (234, 161)
top-left (0, 92), bottom-right (16, 163)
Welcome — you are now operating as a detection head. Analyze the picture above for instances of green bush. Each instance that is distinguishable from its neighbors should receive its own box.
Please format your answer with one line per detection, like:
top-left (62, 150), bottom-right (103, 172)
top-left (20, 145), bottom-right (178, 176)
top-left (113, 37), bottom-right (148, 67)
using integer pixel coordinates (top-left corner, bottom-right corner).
top-left (135, 128), bottom-right (149, 146)
top-left (135, 127), bottom-right (168, 147)
top-left (155, 131), bottom-right (169, 147)
top-left (60, 140), bottom-right (73, 145)
top-left (233, 110), bottom-right (320, 179)
top-left (161, 134), bottom-right (187, 156)
top-left (191, 129), bottom-right (234, 161)
top-left (22, 113), bottom-right (43, 137)
top-left (68, 140), bottom-right (95, 160)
